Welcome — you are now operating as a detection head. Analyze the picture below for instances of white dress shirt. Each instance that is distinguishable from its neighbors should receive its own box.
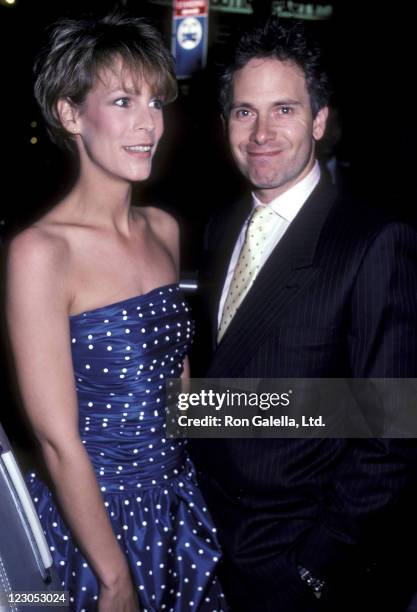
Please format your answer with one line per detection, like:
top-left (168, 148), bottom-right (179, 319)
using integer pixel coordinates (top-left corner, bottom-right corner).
top-left (218, 162), bottom-right (321, 327)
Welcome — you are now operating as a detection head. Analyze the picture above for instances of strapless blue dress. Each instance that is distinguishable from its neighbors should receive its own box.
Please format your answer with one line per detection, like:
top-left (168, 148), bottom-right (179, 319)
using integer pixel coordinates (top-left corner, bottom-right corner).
top-left (27, 284), bottom-right (226, 611)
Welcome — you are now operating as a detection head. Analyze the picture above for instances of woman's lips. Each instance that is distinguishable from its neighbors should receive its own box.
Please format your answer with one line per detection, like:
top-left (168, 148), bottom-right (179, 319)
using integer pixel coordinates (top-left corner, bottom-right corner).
top-left (123, 144), bottom-right (153, 157)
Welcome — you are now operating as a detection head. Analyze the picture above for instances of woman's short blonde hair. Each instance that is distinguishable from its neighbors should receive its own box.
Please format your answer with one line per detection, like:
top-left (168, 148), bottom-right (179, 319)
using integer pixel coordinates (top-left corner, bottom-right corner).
top-left (34, 12), bottom-right (177, 151)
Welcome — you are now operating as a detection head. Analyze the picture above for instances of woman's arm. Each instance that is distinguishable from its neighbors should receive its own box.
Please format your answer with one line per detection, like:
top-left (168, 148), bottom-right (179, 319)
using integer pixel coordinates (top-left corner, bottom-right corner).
top-left (181, 357), bottom-right (190, 391)
top-left (6, 228), bottom-right (139, 611)
top-left (150, 210), bottom-right (190, 384)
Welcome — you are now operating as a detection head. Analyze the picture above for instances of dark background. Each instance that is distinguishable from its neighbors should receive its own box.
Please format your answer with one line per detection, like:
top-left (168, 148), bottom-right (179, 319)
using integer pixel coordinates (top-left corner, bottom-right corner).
top-left (1, 1), bottom-right (416, 246)
top-left (1, 0), bottom-right (416, 447)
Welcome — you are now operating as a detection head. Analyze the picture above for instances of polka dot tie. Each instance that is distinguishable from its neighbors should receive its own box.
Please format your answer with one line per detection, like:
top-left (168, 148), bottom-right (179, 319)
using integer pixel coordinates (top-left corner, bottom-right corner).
top-left (218, 205), bottom-right (276, 342)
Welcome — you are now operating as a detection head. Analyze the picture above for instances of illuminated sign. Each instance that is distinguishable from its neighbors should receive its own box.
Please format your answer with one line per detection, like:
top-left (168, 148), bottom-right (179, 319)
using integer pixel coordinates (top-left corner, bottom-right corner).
top-left (172, 0), bottom-right (209, 78)
top-left (273, 1), bottom-right (333, 20)
top-left (209, 0), bottom-right (252, 12)
top-left (175, 0), bottom-right (208, 15)
top-left (150, 0), bottom-right (332, 19)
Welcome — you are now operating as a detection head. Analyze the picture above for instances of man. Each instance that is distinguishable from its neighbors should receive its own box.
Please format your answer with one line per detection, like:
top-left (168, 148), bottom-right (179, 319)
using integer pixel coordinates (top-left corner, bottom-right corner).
top-left (192, 18), bottom-right (417, 611)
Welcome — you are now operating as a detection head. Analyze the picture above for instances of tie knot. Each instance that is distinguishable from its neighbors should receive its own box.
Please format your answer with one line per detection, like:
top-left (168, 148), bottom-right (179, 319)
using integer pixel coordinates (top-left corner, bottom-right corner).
top-left (248, 205), bottom-right (275, 230)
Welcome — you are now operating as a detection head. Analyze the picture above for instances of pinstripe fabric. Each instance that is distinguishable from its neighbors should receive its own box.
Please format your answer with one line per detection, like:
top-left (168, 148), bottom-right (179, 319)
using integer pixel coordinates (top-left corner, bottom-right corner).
top-left (191, 179), bottom-right (417, 610)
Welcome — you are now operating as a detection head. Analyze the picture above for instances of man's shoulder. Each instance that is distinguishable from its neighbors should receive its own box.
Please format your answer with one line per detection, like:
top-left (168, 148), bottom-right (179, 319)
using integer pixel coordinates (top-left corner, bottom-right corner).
top-left (302, 182), bottom-right (417, 274)
top-left (324, 186), bottom-right (416, 243)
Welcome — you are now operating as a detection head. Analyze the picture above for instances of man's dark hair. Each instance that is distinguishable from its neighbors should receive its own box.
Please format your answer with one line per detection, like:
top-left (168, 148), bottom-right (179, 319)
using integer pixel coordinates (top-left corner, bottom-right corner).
top-left (219, 17), bottom-right (330, 118)
top-left (34, 12), bottom-right (177, 151)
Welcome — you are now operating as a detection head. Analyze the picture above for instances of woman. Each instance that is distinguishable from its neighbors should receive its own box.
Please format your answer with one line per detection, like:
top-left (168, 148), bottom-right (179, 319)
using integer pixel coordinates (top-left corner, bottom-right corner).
top-left (6, 12), bottom-right (225, 612)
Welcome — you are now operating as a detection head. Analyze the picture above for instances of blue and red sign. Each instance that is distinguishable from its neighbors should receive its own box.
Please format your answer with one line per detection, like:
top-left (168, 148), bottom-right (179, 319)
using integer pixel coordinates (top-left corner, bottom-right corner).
top-left (172, 0), bottom-right (209, 79)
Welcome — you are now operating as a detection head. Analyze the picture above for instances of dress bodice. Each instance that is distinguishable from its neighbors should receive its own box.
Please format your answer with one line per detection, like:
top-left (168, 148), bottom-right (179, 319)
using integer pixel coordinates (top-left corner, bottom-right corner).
top-left (68, 283), bottom-right (193, 491)
top-left (28, 284), bottom-right (226, 611)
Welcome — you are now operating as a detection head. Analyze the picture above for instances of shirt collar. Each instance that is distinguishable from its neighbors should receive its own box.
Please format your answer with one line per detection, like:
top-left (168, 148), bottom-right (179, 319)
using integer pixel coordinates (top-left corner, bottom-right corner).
top-left (252, 161), bottom-right (321, 222)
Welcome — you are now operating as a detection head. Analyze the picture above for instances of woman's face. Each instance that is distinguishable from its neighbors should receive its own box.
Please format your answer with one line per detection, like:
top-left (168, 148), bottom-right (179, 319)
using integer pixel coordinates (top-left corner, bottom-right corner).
top-left (74, 58), bottom-right (165, 184)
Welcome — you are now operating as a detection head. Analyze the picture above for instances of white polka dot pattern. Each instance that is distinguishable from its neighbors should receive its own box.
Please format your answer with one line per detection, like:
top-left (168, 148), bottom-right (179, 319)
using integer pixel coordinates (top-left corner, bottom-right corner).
top-left (218, 206), bottom-right (275, 341)
top-left (26, 284), bottom-right (226, 611)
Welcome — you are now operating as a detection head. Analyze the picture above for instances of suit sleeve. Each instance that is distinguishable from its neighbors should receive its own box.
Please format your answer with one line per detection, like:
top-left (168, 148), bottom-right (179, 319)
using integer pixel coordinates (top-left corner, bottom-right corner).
top-left (298, 222), bottom-right (417, 580)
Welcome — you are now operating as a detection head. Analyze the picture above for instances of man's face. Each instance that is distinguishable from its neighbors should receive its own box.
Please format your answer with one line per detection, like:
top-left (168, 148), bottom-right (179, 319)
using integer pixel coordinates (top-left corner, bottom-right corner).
top-left (227, 57), bottom-right (328, 203)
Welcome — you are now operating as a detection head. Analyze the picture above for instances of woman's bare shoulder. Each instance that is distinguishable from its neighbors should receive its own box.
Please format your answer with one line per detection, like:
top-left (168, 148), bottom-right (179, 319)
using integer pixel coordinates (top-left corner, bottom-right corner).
top-left (8, 223), bottom-right (69, 268)
top-left (7, 223), bottom-right (71, 293)
top-left (139, 206), bottom-right (179, 236)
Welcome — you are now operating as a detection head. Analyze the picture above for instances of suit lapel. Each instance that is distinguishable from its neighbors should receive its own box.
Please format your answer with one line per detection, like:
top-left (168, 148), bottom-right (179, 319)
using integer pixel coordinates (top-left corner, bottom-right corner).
top-left (209, 179), bottom-right (337, 374)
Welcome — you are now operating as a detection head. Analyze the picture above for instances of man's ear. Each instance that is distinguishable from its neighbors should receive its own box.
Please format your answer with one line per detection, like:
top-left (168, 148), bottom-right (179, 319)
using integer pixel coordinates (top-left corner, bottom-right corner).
top-left (56, 98), bottom-right (81, 135)
top-left (312, 106), bottom-right (329, 141)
